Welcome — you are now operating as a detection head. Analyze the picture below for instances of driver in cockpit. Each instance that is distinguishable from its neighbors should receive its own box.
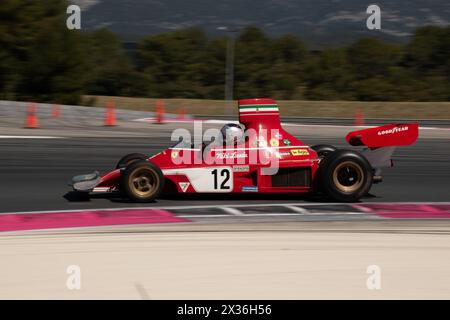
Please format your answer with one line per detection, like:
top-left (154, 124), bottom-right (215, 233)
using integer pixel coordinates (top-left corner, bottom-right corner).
top-left (220, 123), bottom-right (245, 147)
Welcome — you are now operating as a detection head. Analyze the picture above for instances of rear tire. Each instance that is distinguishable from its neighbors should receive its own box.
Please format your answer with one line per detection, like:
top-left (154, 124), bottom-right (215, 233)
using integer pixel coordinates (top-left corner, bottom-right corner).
top-left (311, 145), bottom-right (338, 194)
top-left (116, 153), bottom-right (148, 169)
top-left (319, 149), bottom-right (372, 202)
top-left (121, 161), bottom-right (164, 202)
top-left (311, 144), bottom-right (337, 160)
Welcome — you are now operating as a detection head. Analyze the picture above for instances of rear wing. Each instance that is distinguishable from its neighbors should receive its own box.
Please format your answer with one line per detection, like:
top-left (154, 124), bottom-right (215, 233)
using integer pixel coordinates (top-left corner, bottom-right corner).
top-left (346, 123), bottom-right (419, 148)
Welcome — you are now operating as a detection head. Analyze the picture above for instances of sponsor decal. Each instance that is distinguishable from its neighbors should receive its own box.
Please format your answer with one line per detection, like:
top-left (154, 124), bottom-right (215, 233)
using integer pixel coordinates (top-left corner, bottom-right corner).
top-left (233, 165), bottom-right (249, 172)
top-left (279, 151), bottom-right (291, 158)
top-left (274, 132), bottom-right (283, 139)
top-left (290, 149), bottom-right (310, 156)
top-left (242, 186), bottom-right (258, 192)
top-left (171, 150), bottom-right (179, 159)
top-left (377, 126), bottom-right (409, 136)
top-left (282, 138), bottom-right (291, 146)
top-left (257, 138), bottom-right (267, 147)
top-left (178, 182), bottom-right (190, 192)
top-left (216, 152), bottom-right (248, 160)
top-left (269, 138), bottom-right (279, 147)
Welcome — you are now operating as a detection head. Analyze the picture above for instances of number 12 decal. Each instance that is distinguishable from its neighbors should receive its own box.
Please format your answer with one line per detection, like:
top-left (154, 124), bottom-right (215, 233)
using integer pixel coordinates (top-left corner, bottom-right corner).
top-left (212, 168), bottom-right (231, 190)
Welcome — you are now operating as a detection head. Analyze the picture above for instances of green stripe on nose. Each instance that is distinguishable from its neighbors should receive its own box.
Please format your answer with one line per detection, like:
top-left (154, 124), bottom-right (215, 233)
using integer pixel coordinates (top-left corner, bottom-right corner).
top-left (239, 104), bottom-right (278, 109)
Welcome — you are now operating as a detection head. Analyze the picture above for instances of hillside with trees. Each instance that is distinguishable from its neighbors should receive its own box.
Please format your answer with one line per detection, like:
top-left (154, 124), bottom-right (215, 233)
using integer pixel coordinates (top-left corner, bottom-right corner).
top-left (1, 0), bottom-right (449, 104)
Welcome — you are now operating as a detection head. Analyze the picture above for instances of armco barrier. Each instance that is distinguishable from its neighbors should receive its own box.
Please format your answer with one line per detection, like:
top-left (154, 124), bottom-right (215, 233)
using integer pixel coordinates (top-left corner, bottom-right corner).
top-left (0, 100), bottom-right (186, 128)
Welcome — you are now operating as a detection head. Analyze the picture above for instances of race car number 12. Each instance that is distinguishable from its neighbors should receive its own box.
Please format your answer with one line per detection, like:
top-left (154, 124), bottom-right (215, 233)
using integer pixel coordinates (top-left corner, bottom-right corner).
top-left (211, 168), bottom-right (231, 190)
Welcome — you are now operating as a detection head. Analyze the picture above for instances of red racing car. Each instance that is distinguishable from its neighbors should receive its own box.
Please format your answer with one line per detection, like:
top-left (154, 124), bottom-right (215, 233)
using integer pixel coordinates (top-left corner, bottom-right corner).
top-left (70, 98), bottom-right (418, 202)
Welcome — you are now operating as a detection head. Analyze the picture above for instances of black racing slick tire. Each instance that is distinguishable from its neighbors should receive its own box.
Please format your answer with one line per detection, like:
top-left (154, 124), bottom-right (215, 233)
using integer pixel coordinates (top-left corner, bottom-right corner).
top-left (311, 144), bottom-right (337, 160)
top-left (115, 153), bottom-right (148, 169)
top-left (120, 161), bottom-right (164, 203)
top-left (319, 149), bottom-right (372, 202)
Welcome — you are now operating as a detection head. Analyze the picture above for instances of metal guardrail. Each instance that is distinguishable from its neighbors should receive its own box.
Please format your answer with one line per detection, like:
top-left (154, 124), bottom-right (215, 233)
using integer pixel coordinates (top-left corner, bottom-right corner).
top-left (0, 100), bottom-right (183, 124)
top-left (1, 100), bottom-right (449, 128)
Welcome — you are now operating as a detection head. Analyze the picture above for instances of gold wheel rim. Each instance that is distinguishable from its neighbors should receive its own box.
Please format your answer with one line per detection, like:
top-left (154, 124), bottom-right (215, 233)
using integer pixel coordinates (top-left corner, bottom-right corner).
top-left (129, 168), bottom-right (159, 198)
top-left (332, 161), bottom-right (364, 193)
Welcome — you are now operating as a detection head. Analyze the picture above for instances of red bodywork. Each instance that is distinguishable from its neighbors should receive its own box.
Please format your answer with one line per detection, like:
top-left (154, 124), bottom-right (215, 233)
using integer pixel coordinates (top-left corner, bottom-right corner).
top-left (92, 98), bottom-right (418, 196)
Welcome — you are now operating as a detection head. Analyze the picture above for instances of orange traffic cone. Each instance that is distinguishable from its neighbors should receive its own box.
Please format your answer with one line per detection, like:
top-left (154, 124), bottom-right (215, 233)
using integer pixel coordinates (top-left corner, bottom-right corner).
top-left (155, 100), bottom-right (165, 124)
top-left (52, 104), bottom-right (61, 118)
top-left (354, 108), bottom-right (365, 126)
top-left (177, 107), bottom-right (185, 121)
top-left (104, 101), bottom-right (116, 126)
top-left (24, 103), bottom-right (39, 129)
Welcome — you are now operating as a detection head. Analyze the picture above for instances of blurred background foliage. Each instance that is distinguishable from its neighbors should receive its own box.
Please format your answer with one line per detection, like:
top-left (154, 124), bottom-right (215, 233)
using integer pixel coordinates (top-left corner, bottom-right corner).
top-left (0, 0), bottom-right (449, 104)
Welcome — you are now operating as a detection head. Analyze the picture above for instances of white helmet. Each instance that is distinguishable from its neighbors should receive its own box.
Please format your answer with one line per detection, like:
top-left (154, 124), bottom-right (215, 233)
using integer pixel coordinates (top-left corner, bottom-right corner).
top-left (220, 123), bottom-right (245, 146)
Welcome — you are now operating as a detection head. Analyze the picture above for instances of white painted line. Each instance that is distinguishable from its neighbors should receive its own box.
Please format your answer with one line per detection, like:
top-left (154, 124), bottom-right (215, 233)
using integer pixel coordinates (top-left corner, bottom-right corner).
top-left (178, 214), bottom-right (233, 218)
top-left (289, 211), bottom-right (365, 216)
top-left (239, 213), bottom-right (302, 217)
top-left (418, 127), bottom-right (450, 131)
top-left (286, 205), bottom-right (366, 216)
top-left (178, 213), bottom-right (302, 218)
top-left (284, 205), bottom-right (309, 214)
top-left (2, 202), bottom-right (450, 216)
top-left (156, 202), bottom-right (352, 211)
top-left (178, 212), bottom-right (367, 218)
top-left (221, 207), bottom-right (245, 216)
top-left (283, 123), bottom-right (450, 131)
top-left (134, 117), bottom-right (450, 131)
top-left (0, 135), bottom-right (63, 139)
top-left (134, 118), bottom-right (195, 123)
top-left (352, 205), bottom-right (374, 214)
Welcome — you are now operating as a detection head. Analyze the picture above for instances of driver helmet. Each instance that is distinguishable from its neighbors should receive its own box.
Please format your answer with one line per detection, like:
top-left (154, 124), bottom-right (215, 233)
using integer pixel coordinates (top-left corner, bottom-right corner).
top-left (220, 123), bottom-right (245, 146)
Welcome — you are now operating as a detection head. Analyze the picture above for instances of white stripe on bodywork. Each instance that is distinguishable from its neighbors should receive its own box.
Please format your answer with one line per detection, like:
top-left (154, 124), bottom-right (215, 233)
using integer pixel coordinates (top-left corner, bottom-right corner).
top-left (212, 145), bottom-right (308, 151)
top-left (162, 167), bottom-right (233, 193)
top-left (92, 187), bottom-right (111, 193)
top-left (239, 107), bottom-right (279, 112)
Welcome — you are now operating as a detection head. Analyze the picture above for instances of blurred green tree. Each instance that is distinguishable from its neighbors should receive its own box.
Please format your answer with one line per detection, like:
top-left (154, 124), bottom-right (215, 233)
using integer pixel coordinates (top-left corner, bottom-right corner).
top-left (83, 28), bottom-right (149, 97)
top-left (402, 26), bottom-right (450, 100)
top-left (270, 35), bottom-right (307, 99)
top-left (0, 0), bottom-right (87, 104)
top-left (304, 48), bottom-right (355, 100)
top-left (234, 26), bottom-right (274, 98)
top-left (137, 27), bottom-right (208, 98)
top-left (1, 5), bottom-right (449, 104)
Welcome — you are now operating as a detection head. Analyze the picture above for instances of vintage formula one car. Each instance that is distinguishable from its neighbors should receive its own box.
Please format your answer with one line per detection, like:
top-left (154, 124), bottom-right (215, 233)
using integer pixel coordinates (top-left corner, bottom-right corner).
top-left (70, 98), bottom-right (418, 202)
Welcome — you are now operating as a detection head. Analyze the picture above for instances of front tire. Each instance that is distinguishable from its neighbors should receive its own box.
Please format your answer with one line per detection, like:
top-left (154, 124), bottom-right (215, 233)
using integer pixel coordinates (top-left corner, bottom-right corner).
top-left (319, 149), bottom-right (372, 202)
top-left (120, 161), bottom-right (164, 202)
top-left (116, 153), bottom-right (148, 169)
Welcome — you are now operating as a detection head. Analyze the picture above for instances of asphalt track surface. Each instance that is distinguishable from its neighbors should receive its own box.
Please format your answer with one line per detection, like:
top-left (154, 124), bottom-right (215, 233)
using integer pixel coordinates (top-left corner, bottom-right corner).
top-left (0, 133), bottom-right (449, 213)
top-left (1, 122), bottom-right (450, 299)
